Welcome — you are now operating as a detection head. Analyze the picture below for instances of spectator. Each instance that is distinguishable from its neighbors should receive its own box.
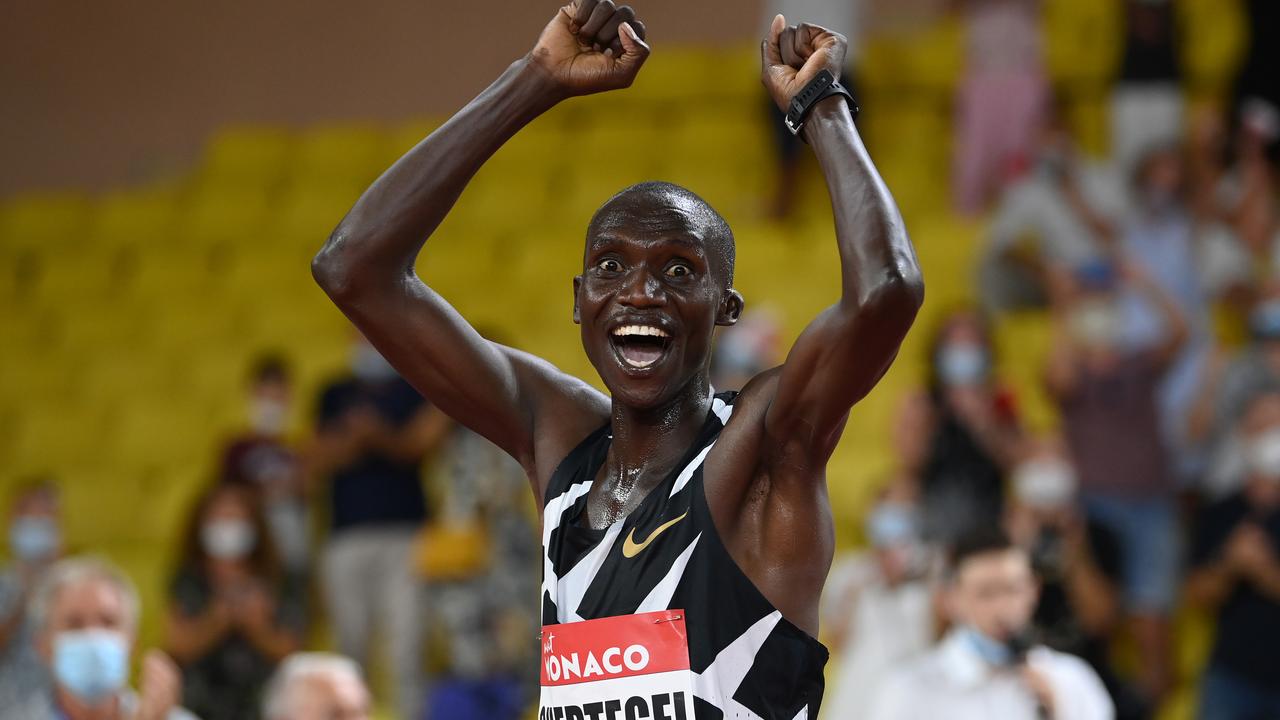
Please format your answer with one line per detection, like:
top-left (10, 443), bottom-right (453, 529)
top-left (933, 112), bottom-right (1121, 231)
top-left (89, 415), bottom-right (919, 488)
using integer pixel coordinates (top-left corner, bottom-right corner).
top-left (1229, 0), bottom-right (1280, 142)
top-left (1006, 440), bottom-right (1149, 720)
top-left (308, 333), bottom-right (450, 719)
top-left (261, 653), bottom-right (371, 720)
top-left (868, 528), bottom-right (1114, 720)
top-left (952, 0), bottom-right (1047, 214)
top-left (1119, 143), bottom-right (1212, 482)
top-left (1045, 259), bottom-right (1187, 702)
top-left (164, 484), bottom-right (304, 720)
top-left (1110, 0), bottom-right (1184, 174)
top-left (1186, 391), bottom-right (1280, 720)
top-left (761, 0), bottom-right (865, 218)
top-left (0, 480), bottom-right (64, 709)
top-left (821, 488), bottom-right (935, 719)
top-left (420, 423), bottom-right (538, 720)
top-left (980, 103), bottom-right (1126, 313)
top-left (7, 556), bottom-right (195, 720)
top-left (219, 353), bottom-right (309, 575)
top-left (710, 306), bottom-right (783, 392)
top-left (1190, 279), bottom-right (1280, 499)
top-left (897, 308), bottom-right (1023, 544)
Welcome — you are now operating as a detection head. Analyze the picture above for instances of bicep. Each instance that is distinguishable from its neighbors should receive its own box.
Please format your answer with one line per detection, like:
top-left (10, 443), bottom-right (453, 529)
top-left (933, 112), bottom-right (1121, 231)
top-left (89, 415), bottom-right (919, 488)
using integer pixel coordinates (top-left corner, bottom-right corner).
top-left (766, 287), bottom-right (918, 459)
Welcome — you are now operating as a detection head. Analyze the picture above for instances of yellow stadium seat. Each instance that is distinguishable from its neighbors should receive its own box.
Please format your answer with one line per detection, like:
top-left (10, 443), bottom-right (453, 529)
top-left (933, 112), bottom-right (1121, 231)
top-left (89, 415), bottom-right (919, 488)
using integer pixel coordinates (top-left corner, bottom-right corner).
top-left (292, 124), bottom-right (389, 187)
top-left (174, 186), bottom-right (273, 249)
top-left (87, 188), bottom-right (181, 251)
top-left (0, 192), bottom-right (93, 254)
top-left (200, 125), bottom-right (295, 190)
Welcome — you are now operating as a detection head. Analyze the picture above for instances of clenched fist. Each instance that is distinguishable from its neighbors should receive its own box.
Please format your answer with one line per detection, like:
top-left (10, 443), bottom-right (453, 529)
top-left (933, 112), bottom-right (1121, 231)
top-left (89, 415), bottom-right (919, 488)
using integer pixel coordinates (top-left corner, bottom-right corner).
top-left (761, 14), bottom-right (848, 113)
top-left (529, 1), bottom-right (650, 97)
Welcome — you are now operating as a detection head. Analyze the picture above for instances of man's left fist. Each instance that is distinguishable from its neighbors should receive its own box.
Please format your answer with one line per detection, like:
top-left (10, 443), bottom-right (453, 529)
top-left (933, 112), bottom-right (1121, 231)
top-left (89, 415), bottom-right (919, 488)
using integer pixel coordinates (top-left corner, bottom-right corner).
top-left (761, 14), bottom-right (848, 113)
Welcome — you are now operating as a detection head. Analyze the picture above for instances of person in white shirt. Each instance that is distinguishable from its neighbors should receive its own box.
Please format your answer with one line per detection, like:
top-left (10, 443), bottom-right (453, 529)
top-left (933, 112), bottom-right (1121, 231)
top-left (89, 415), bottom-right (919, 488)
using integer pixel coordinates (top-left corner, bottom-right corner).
top-left (868, 527), bottom-right (1114, 720)
top-left (821, 491), bottom-right (936, 719)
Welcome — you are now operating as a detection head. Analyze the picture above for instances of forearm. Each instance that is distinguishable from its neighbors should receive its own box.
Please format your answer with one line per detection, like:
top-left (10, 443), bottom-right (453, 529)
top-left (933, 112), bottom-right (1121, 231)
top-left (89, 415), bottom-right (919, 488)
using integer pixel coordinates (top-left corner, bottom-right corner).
top-left (164, 613), bottom-right (228, 663)
top-left (1064, 558), bottom-right (1119, 635)
top-left (805, 100), bottom-right (923, 312)
top-left (240, 622), bottom-right (301, 662)
top-left (314, 58), bottom-right (563, 297)
top-left (1185, 564), bottom-right (1235, 609)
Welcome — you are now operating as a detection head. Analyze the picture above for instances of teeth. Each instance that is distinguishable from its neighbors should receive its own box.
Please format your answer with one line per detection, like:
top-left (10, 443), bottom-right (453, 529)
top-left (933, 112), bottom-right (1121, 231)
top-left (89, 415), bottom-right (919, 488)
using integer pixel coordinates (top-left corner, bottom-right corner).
top-left (611, 324), bottom-right (669, 338)
top-left (624, 357), bottom-right (657, 368)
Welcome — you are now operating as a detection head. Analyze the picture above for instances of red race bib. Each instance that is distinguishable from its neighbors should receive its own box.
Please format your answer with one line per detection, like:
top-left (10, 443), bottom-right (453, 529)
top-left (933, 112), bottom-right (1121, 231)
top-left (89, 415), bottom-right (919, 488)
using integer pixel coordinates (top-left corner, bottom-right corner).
top-left (539, 609), bottom-right (696, 720)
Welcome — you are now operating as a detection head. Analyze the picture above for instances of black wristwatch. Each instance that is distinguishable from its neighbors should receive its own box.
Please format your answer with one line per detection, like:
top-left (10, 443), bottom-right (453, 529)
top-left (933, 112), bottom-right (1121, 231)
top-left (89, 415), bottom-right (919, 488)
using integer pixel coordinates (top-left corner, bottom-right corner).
top-left (784, 69), bottom-right (860, 139)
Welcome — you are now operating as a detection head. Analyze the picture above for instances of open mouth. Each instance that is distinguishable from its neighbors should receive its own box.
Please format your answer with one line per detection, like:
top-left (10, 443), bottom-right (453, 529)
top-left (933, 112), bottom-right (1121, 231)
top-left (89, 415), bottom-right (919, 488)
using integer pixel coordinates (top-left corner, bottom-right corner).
top-left (609, 324), bottom-right (672, 370)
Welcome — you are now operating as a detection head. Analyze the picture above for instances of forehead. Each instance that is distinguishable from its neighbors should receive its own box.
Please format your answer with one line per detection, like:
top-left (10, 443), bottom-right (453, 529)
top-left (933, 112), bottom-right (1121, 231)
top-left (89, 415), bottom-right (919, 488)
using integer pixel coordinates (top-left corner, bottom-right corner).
top-left (51, 578), bottom-right (126, 623)
top-left (955, 549), bottom-right (1030, 587)
top-left (588, 192), bottom-right (713, 248)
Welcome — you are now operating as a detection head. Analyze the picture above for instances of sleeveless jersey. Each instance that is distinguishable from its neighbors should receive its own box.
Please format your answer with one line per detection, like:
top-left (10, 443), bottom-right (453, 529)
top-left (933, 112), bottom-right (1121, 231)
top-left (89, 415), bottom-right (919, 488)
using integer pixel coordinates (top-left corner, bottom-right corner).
top-left (541, 391), bottom-right (829, 719)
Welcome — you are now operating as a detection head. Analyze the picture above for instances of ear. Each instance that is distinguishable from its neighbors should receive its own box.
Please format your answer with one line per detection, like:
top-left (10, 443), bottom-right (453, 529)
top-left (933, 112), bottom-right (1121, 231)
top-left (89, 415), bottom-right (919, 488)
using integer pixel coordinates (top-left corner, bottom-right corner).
top-left (572, 275), bottom-right (583, 325)
top-left (716, 288), bottom-right (745, 327)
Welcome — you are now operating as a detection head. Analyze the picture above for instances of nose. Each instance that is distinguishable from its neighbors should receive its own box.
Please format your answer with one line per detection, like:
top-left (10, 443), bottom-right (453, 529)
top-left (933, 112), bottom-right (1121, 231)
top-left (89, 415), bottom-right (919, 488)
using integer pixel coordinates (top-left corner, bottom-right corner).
top-left (617, 267), bottom-right (666, 308)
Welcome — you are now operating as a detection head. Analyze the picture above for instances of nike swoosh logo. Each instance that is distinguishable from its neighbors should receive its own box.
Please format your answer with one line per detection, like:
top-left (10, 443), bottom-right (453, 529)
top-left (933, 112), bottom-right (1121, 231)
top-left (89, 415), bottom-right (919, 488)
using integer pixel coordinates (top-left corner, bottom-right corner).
top-left (621, 511), bottom-right (689, 558)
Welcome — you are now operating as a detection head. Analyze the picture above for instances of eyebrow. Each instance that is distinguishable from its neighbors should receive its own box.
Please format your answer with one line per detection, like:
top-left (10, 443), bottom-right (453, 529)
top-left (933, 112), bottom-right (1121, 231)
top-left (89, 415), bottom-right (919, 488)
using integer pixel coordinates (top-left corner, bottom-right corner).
top-left (587, 233), bottom-right (707, 257)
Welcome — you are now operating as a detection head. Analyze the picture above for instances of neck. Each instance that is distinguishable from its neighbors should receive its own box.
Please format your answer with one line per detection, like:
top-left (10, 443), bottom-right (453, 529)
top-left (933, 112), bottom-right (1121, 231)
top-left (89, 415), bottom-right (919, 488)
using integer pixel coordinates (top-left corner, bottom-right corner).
top-left (55, 686), bottom-right (121, 720)
top-left (607, 375), bottom-right (713, 485)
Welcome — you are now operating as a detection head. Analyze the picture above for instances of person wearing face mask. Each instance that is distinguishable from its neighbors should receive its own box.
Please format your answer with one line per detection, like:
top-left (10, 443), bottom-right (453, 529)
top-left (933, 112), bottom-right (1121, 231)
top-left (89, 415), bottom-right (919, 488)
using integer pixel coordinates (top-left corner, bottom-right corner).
top-left (218, 354), bottom-right (309, 576)
top-left (7, 556), bottom-right (194, 720)
top-left (163, 484), bottom-right (304, 720)
top-left (898, 308), bottom-right (1024, 546)
top-left (868, 528), bottom-right (1114, 720)
top-left (306, 331), bottom-right (451, 720)
top-left (1186, 391), bottom-right (1280, 720)
top-left (261, 653), bottom-right (372, 720)
top-left (1045, 258), bottom-right (1187, 704)
top-left (0, 480), bottom-right (66, 709)
top-left (1189, 280), bottom-right (1280, 499)
top-left (1006, 441), bottom-right (1149, 720)
top-left (820, 487), bottom-right (935, 719)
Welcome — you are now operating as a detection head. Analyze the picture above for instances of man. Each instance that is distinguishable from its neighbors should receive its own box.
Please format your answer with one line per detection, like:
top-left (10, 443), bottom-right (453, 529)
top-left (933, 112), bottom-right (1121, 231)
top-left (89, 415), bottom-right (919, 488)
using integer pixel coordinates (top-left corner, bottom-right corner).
top-left (1186, 391), bottom-right (1280, 719)
top-left (308, 333), bottom-right (451, 719)
top-left (869, 528), bottom-right (1113, 720)
top-left (261, 653), bottom-right (372, 720)
top-left (7, 556), bottom-right (194, 720)
top-left (1045, 258), bottom-right (1186, 703)
top-left (1005, 441), bottom-right (1146, 719)
top-left (219, 353), bottom-right (309, 574)
top-left (821, 489), bottom-right (934, 719)
top-left (0, 480), bottom-right (65, 709)
top-left (312, 1), bottom-right (923, 716)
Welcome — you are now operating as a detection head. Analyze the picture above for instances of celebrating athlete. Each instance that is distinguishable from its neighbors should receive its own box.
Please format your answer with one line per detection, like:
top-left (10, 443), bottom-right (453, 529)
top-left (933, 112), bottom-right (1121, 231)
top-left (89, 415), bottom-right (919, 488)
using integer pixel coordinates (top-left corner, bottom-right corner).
top-left (313, 2), bottom-right (923, 716)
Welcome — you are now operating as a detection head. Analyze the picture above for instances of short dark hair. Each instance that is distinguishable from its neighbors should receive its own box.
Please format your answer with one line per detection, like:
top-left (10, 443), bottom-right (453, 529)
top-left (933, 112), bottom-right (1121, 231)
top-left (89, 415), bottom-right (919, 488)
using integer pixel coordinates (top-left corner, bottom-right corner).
top-left (947, 526), bottom-right (1018, 578)
top-left (249, 352), bottom-right (290, 386)
top-left (588, 181), bottom-right (736, 287)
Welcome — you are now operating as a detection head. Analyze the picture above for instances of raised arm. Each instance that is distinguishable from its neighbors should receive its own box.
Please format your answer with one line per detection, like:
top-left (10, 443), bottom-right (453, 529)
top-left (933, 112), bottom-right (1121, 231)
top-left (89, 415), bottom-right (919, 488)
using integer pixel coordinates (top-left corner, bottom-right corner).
top-left (758, 16), bottom-right (924, 462)
top-left (311, 2), bottom-right (649, 482)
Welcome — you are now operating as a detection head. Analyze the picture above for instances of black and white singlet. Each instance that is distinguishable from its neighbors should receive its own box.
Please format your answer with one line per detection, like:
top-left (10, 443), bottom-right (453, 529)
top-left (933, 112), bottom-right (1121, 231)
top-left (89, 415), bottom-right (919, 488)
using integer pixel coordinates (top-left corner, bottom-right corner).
top-left (541, 391), bottom-right (830, 719)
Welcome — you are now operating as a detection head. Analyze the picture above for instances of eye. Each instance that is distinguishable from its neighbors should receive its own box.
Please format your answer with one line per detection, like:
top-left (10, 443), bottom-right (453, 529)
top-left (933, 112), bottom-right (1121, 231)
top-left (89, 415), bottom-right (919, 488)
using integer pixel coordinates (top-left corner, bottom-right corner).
top-left (597, 258), bottom-right (622, 273)
top-left (665, 263), bottom-right (691, 278)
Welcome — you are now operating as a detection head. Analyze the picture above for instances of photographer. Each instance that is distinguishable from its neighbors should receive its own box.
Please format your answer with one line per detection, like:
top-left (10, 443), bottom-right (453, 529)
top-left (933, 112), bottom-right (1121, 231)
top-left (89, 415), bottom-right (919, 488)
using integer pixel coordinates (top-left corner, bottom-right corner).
top-left (869, 527), bottom-right (1113, 720)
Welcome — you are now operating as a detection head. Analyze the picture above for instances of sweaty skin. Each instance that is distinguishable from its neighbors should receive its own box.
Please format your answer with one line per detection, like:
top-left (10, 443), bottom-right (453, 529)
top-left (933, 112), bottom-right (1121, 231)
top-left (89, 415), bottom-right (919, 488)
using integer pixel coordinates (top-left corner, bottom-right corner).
top-left (313, 2), bottom-right (923, 636)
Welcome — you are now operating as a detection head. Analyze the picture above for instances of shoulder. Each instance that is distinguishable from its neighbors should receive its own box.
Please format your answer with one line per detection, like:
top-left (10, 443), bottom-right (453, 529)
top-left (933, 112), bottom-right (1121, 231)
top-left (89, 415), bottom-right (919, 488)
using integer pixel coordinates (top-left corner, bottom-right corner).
top-left (1029, 646), bottom-right (1107, 689)
top-left (4, 690), bottom-right (54, 719)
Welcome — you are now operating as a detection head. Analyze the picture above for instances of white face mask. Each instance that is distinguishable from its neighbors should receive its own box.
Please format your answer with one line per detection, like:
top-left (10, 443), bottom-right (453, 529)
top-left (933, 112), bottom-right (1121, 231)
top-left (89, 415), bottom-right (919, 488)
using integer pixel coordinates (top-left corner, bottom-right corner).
top-left (1070, 300), bottom-right (1122, 348)
top-left (1013, 458), bottom-right (1078, 508)
top-left (249, 397), bottom-right (288, 435)
top-left (1248, 428), bottom-right (1280, 481)
top-left (937, 344), bottom-right (989, 387)
top-left (201, 520), bottom-right (257, 559)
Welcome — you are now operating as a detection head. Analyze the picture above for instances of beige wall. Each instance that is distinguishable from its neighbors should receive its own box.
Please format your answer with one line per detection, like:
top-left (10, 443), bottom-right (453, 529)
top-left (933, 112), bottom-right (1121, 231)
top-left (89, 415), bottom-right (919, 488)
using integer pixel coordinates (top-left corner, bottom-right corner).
top-left (0, 1), bottom-right (761, 196)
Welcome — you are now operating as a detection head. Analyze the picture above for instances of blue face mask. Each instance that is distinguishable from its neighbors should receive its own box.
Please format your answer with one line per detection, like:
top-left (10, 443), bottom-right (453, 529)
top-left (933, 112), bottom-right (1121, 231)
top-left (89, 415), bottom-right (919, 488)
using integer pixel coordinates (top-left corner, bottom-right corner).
top-left (936, 345), bottom-right (988, 387)
top-left (866, 503), bottom-right (919, 549)
top-left (9, 516), bottom-right (59, 562)
top-left (53, 629), bottom-right (130, 702)
top-left (959, 625), bottom-right (1014, 666)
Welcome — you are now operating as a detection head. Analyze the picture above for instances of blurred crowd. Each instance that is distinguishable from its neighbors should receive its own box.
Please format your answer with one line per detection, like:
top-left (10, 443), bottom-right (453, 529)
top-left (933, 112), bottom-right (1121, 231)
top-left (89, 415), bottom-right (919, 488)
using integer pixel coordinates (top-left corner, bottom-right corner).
top-left (3, 0), bottom-right (1279, 719)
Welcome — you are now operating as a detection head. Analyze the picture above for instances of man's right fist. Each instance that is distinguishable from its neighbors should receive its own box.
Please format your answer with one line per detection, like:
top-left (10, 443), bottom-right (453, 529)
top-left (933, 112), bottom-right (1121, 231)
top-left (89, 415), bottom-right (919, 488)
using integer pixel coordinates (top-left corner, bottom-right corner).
top-left (529, 1), bottom-right (650, 96)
